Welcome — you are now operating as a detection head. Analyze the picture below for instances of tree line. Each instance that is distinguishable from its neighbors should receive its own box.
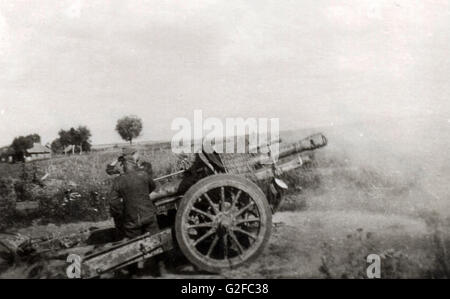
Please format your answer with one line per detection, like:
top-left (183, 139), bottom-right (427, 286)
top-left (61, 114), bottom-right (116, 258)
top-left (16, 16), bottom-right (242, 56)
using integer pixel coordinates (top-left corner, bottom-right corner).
top-left (3, 115), bottom-right (143, 162)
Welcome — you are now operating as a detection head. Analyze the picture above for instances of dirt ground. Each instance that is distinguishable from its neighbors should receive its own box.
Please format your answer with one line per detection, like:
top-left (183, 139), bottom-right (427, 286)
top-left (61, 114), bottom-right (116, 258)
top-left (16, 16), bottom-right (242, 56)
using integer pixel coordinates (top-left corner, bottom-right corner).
top-left (221, 210), bottom-right (432, 279)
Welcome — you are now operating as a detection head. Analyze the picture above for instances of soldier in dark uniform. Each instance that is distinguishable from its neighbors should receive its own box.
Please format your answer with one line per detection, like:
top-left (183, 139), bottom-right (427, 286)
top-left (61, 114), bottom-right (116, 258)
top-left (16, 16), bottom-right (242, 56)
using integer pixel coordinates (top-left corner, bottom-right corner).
top-left (107, 147), bottom-right (167, 277)
top-left (107, 147), bottom-right (158, 239)
top-left (106, 150), bottom-right (127, 237)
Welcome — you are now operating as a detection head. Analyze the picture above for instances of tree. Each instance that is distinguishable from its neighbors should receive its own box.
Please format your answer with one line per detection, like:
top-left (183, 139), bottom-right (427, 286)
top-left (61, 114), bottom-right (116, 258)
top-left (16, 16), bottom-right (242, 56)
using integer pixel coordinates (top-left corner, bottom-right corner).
top-left (10, 134), bottom-right (41, 162)
top-left (115, 115), bottom-right (143, 144)
top-left (28, 134), bottom-right (41, 143)
top-left (51, 138), bottom-right (63, 154)
top-left (58, 129), bottom-right (72, 148)
top-left (76, 126), bottom-right (91, 154)
top-left (55, 126), bottom-right (92, 155)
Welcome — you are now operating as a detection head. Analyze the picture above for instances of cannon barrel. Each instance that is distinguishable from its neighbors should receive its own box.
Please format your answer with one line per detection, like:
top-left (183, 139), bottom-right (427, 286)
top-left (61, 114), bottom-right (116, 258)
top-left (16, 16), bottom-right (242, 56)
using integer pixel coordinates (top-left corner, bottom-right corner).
top-left (251, 133), bottom-right (327, 166)
top-left (250, 133), bottom-right (327, 180)
top-left (277, 133), bottom-right (327, 160)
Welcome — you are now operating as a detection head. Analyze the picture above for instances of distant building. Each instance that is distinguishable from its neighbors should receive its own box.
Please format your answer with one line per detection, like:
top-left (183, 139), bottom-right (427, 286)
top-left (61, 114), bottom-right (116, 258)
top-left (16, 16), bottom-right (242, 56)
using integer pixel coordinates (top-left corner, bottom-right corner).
top-left (25, 143), bottom-right (52, 161)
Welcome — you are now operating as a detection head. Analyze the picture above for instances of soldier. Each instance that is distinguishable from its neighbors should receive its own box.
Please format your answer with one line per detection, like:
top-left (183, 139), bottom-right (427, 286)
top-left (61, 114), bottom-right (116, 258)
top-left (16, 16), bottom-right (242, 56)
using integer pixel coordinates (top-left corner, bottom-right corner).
top-left (106, 152), bottom-right (125, 236)
top-left (106, 148), bottom-right (155, 238)
top-left (108, 147), bottom-right (158, 239)
top-left (107, 147), bottom-right (166, 277)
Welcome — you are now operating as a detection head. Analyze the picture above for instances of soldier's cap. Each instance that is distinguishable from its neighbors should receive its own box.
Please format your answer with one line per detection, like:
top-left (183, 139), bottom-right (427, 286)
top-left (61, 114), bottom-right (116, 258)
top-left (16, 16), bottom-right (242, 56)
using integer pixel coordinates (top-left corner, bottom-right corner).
top-left (122, 146), bottom-right (137, 157)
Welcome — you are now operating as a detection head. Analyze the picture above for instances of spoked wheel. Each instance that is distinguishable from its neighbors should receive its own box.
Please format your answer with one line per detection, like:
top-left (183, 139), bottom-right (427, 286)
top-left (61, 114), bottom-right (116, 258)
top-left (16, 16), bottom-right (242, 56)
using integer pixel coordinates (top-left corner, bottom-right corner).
top-left (175, 174), bottom-right (272, 273)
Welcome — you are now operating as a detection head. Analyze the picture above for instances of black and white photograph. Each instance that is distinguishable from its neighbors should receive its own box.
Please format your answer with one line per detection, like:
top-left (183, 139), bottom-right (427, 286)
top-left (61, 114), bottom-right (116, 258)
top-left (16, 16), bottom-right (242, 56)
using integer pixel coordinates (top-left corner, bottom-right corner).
top-left (0, 0), bottom-right (449, 284)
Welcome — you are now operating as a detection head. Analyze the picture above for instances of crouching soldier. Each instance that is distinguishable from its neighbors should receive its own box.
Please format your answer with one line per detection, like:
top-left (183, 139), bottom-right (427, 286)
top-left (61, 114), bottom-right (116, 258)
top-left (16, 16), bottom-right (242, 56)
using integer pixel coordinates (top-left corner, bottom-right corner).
top-left (107, 147), bottom-right (164, 277)
top-left (108, 147), bottom-right (158, 239)
top-left (106, 148), bottom-right (155, 238)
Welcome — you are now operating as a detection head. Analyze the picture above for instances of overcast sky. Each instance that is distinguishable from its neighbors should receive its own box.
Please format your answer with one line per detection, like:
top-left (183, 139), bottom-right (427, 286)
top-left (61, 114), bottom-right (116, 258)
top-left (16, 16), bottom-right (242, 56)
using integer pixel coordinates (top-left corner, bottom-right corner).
top-left (0, 0), bottom-right (449, 146)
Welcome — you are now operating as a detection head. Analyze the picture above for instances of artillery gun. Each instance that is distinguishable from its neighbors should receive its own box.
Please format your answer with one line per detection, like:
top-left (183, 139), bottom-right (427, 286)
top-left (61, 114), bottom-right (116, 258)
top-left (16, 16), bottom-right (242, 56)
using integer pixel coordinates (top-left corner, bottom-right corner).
top-left (0, 133), bottom-right (327, 277)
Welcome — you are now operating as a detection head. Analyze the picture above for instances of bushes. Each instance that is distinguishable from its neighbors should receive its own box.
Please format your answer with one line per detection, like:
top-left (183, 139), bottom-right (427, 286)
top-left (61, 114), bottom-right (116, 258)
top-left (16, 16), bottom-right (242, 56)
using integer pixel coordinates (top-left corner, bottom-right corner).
top-left (37, 183), bottom-right (110, 224)
top-left (0, 176), bottom-right (111, 229)
top-left (0, 178), bottom-right (17, 230)
top-left (0, 160), bottom-right (111, 229)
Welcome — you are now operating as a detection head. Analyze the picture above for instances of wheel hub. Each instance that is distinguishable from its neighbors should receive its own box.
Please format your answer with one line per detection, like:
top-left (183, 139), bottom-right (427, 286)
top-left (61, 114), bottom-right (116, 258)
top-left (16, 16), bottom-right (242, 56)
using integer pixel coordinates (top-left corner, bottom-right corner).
top-left (216, 212), bottom-right (234, 229)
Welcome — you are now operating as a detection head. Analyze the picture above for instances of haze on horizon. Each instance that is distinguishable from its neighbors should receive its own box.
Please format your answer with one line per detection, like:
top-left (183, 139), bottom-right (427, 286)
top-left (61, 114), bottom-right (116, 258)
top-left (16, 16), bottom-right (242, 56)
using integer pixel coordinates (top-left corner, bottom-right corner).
top-left (0, 0), bottom-right (449, 147)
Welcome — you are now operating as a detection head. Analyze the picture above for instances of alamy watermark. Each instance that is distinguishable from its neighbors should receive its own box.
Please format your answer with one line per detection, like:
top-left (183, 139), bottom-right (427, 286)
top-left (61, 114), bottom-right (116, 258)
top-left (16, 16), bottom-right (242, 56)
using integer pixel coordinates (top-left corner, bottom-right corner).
top-left (171, 110), bottom-right (280, 157)
top-left (366, 254), bottom-right (381, 278)
top-left (66, 253), bottom-right (81, 279)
